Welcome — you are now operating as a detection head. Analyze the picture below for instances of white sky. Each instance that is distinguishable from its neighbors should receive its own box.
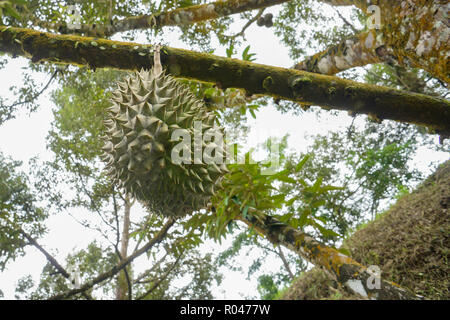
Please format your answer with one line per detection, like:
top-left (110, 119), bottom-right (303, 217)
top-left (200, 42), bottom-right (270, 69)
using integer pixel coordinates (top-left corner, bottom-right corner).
top-left (0, 3), bottom-right (448, 300)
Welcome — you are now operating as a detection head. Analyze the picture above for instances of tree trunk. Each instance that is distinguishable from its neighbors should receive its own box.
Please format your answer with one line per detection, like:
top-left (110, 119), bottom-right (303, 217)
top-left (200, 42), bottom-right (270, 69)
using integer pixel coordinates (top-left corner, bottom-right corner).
top-left (379, 0), bottom-right (449, 84)
top-left (115, 195), bottom-right (131, 300)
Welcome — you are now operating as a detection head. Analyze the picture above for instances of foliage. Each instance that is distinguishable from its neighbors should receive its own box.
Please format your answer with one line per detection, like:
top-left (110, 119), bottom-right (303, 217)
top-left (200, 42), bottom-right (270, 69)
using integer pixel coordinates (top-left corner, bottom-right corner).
top-left (0, 0), bottom-right (25, 21)
top-left (274, 0), bottom-right (359, 61)
top-left (289, 120), bottom-right (424, 238)
top-left (0, 152), bottom-right (47, 271)
top-left (14, 241), bottom-right (222, 300)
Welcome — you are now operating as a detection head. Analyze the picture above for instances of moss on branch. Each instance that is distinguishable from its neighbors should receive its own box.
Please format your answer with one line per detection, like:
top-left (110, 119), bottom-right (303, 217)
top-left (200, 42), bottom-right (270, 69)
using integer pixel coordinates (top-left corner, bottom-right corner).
top-left (1, 26), bottom-right (449, 135)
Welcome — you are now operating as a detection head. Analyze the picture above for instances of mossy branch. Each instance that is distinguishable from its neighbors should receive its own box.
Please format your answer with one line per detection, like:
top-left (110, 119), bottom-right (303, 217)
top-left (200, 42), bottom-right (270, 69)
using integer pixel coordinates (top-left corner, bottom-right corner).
top-left (237, 211), bottom-right (422, 300)
top-left (1, 26), bottom-right (449, 136)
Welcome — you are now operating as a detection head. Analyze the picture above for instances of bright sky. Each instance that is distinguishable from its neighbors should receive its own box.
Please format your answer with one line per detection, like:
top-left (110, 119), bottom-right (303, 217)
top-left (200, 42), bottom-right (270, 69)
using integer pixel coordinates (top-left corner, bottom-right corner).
top-left (0, 3), bottom-right (448, 300)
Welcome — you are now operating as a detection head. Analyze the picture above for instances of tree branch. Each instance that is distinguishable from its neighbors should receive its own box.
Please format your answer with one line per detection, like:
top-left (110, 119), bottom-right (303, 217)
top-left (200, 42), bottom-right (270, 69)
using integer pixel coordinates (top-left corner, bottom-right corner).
top-left (0, 68), bottom-right (59, 124)
top-left (15, 226), bottom-right (94, 300)
top-left (48, 218), bottom-right (175, 300)
top-left (29, 0), bottom-right (291, 38)
top-left (227, 8), bottom-right (266, 42)
top-left (317, 0), bottom-right (367, 9)
top-left (277, 246), bottom-right (295, 280)
top-left (236, 210), bottom-right (423, 300)
top-left (331, 6), bottom-right (358, 34)
top-left (293, 30), bottom-right (384, 75)
top-left (133, 250), bottom-right (169, 284)
top-left (0, 26), bottom-right (449, 136)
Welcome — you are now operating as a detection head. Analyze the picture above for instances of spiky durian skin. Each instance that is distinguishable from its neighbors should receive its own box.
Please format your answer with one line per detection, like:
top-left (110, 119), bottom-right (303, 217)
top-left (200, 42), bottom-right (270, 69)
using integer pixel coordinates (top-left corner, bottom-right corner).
top-left (102, 69), bottom-right (227, 217)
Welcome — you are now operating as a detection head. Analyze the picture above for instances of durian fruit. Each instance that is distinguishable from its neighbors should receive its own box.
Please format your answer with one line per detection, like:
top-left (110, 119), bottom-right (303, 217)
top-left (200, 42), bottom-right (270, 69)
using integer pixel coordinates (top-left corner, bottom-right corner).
top-left (101, 68), bottom-right (227, 217)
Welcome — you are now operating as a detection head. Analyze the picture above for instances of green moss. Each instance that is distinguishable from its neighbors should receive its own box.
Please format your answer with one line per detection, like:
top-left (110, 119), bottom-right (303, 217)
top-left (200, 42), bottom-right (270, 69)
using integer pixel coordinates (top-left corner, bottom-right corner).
top-left (262, 76), bottom-right (274, 91)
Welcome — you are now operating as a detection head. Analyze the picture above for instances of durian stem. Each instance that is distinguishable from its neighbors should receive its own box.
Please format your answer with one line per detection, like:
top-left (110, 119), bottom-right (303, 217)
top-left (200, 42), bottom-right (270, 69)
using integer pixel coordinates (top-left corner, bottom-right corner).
top-left (153, 44), bottom-right (162, 76)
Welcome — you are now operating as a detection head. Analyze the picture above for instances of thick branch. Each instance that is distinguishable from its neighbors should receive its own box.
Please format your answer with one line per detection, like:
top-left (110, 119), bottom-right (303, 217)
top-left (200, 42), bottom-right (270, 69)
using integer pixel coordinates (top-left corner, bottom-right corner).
top-left (48, 218), bottom-right (175, 300)
top-left (236, 211), bottom-right (422, 300)
top-left (30, 0), bottom-right (290, 37)
top-left (1, 26), bottom-right (449, 135)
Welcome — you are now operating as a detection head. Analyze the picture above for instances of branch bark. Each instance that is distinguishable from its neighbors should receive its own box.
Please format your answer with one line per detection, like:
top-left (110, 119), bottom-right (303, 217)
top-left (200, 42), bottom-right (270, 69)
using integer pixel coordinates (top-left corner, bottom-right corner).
top-left (236, 210), bottom-right (422, 300)
top-left (316, 0), bottom-right (360, 7)
top-left (48, 218), bottom-right (175, 300)
top-left (1, 26), bottom-right (449, 136)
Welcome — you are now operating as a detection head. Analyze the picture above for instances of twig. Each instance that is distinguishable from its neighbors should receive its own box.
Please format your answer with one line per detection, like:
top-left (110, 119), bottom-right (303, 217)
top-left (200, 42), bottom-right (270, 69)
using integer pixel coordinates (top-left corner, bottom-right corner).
top-left (136, 251), bottom-right (184, 300)
top-left (277, 246), bottom-right (295, 280)
top-left (1, 69), bottom-right (60, 122)
top-left (228, 8), bottom-right (265, 42)
top-left (332, 7), bottom-right (358, 34)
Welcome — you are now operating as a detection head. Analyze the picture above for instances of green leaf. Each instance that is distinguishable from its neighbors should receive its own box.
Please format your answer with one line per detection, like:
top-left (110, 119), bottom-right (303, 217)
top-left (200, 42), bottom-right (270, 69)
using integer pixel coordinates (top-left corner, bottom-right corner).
top-left (298, 208), bottom-right (310, 227)
top-left (3, 3), bottom-right (21, 20)
top-left (295, 155), bottom-right (310, 172)
top-left (285, 196), bottom-right (298, 207)
top-left (242, 205), bottom-right (249, 219)
top-left (310, 199), bottom-right (326, 208)
top-left (311, 176), bottom-right (323, 193)
top-left (11, 0), bottom-right (27, 5)
top-left (226, 43), bottom-right (234, 58)
top-left (242, 45), bottom-right (256, 61)
top-left (276, 175), bottom-right (296, 184)
top-left (337, 247), bottom-right (351, 257)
